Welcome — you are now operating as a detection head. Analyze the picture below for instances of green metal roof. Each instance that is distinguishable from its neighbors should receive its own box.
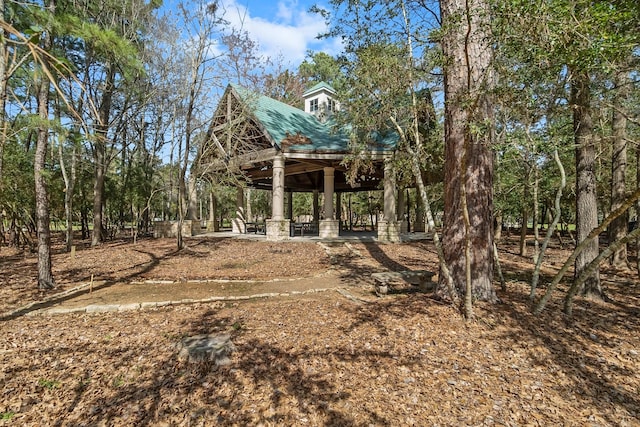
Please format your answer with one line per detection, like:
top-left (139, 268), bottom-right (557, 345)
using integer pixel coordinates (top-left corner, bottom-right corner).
top-left (303, 81), bottom-right (336, 97)
top-left (229, 84), bottom-right (396, 154)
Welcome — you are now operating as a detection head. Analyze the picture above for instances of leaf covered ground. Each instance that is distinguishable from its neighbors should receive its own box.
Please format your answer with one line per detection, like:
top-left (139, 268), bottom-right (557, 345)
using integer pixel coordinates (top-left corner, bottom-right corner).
top-left (1, 234), bottom-right (639, 426)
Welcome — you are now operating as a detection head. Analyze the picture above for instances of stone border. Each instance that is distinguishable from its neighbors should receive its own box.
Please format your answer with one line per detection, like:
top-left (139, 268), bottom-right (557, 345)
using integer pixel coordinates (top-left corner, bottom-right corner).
top-left (29, 287), bottom-right (344, 316)
top-left (130, 270), bottom-right (334, 286)
top-left (1, 270), bottom-right (338, 320)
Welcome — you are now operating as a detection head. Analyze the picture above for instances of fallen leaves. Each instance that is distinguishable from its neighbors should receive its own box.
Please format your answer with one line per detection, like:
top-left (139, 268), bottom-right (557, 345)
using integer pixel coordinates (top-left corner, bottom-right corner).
top-left (1, 236), bottom-right (640, 425)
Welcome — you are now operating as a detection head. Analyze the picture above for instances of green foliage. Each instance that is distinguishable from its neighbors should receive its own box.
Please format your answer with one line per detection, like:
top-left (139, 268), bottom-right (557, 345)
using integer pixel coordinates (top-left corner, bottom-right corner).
top-left (263, 69), bottom-right (306, 108)
top-left (338, 40), bottom-right (442, 184)
top-left (492, 0), bottom-right (639, 73)
top-left (312, 1), bottom-right (444, 190)
top-left (299, 52), bottom-right (345, 88)
top-left (38, 378), bottom-right (61, 390)
top-left (491, 0), bottom-right (639, 231)
top-left (1, 140), bottom-right (35, 217)
top-left (292, 192), bottom-right (313, 219)
top-left (0, 411), bottom-right (15, 420)
top-left (343, 191), bottom-right (385, 227)
top-left (247, 189), bottom-right (270, 220)
top-left (112, 374), bottom-right (125, 388)
top-left (54, 13), bottom-right (143, 75)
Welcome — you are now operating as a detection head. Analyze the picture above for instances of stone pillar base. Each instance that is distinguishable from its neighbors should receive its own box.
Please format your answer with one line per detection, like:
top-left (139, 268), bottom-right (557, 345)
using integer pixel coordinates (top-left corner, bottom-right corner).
top-left (232, 218), bottom-right (246, 234)
top-left (266, 219), bottom-right (290, 241)
top-left (154, 220), bottom-right (194, 238)
top-left (319, 219), bottom-right (340, 238)
top-left (377, 220), bottom-right (401, 242)
top-left (400, 220), bottom-right (409, 234)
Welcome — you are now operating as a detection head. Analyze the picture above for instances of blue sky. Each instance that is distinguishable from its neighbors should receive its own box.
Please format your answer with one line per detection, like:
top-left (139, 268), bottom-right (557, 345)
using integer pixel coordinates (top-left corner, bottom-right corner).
top-left (219, 0), bottom-right (341, 67)
top-left (163, 0), bottom-right (341, 70)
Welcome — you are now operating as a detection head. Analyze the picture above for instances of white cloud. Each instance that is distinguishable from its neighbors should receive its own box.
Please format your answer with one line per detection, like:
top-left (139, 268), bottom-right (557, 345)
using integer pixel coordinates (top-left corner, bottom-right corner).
top-left (218, 0), bottom-right (339, 67)
top-left (276, 0), bottom-right (295, 22)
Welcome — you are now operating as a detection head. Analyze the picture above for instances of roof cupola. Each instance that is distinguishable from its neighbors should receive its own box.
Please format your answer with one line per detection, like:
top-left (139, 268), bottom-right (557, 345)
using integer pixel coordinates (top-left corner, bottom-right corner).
top-left (302, 82), bottom-right (339, 122)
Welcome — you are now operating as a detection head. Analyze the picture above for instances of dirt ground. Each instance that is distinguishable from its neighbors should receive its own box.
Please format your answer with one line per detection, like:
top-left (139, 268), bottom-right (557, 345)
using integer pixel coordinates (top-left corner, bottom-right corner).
top-left (1, 233), bottom-right (639, 426)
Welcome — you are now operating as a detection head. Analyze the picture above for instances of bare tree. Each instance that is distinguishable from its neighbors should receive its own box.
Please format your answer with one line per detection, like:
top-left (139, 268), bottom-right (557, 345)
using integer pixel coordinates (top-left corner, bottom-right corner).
top-left (172, 0), bottom-right (224, 250)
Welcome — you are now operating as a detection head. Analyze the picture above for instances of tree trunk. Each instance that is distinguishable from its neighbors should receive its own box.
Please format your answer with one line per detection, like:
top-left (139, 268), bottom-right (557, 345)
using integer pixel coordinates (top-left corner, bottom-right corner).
top-left (177, 37), bottom-right (202, 250)
top-left (534, 187), bottom-right (640, 314)
top-left (209, 189), bottom-right (218, 231)
top-left (92, 152), bottom-right (106, 245)
top-left (187, 177), bottom-right (198, 220)
top-left (571, 68), bottom-right (601, 298)
top-left (608, 68), bottom-right (629, 268)
top-left (0, 0), bottom-right (6, 193)
top-left (34, 0), bottom-right (55, 290)
top-left (637, 145), bottom-right (640, 274)
top-left (532, 167), bottom-right (540, 263)
top-left (530, 149), bottom-right (566, 299)
top-left (519, 197), bottom-right (528, 256)
top-left (439, 0), bottom-right (496, 302)
top-left (54, 96), bottom-right (79, 252)
top-left (58, 134), bottom-right (76, 252)
top-left (92, 62), bottom-right (116, 246)
top-left (566, 225), bottom-right (640, 316)
top-left (494, 211), bottom-right (502, 241)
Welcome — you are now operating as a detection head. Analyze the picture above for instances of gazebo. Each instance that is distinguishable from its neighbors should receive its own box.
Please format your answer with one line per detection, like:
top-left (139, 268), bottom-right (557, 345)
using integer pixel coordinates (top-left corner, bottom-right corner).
top-left (197, 82), bottom-right (406, 241)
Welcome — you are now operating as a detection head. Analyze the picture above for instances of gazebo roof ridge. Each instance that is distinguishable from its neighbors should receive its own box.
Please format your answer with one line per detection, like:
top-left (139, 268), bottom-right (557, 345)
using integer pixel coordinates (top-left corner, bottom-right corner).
top-left (228, 83), bottom-right (396, 155)
top-left (229, 83), bottom-right (351, 154)
top-left (302, 81), bottom-right (336, 98)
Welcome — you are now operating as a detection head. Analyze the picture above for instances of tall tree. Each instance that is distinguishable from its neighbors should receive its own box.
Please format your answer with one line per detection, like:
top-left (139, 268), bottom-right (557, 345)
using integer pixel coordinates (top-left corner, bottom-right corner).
top-left (440, 0), bottom-right (496, 302)
top-left (564, 0), bottom-right (638, 298)
top-left (493, 0), bottom-right (639, 307)
top-left (312, 0), bottom-right (466, 305)
top-left (34, 0), bottom-right (56, 289)
top-left (54, 0), bottom-right (158, 246)
top-left (571, 66), bottom-right (601, 297)
top-left (0, 0), bottom-right (6, 192)
top-left (608, 64), bottom-right (631, 268)
top-left (299, 52), bottom-right (344, 87)
top-left (173, 0), bottom-right (223, 249)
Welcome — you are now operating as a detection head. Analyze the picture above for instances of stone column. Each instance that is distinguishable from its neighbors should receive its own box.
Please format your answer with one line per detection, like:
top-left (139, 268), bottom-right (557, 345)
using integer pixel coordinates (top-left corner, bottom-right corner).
top-left (231, 187), bottom-right (246, 234)
top-left (267, 155), bottom-right (290, 240)
top-left (383, 159), bottom-right (396, 221)
top-left (272, 155), bottom-right (285, 220)
top-left (245, 188), bottom-right (253, 223)
top-left (320, 166), bottom-right (339, 238)
top-left (323, 167), bottom-right (334, 219)
top-left (378, 158), bottom-right (400, 242)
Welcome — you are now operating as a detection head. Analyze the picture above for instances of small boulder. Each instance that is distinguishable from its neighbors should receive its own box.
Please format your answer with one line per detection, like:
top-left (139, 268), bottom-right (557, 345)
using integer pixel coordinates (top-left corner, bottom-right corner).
top-left (176, 334), bottom-right (235, 366)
